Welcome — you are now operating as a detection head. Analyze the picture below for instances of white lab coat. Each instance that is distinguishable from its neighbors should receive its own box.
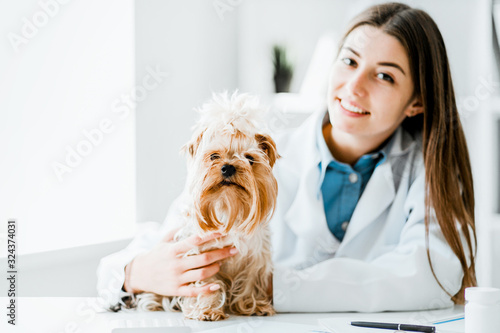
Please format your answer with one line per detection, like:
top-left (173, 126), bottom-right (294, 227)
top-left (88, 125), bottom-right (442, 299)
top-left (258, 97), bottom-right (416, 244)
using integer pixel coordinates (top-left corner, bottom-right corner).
top-left (96, 109), bottom-right (465, 313)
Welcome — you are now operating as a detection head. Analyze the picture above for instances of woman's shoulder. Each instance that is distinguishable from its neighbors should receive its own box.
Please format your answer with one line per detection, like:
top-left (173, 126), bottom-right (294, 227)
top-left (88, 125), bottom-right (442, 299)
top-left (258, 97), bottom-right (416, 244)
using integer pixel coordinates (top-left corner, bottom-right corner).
top-left (386, 126), bottom-right (425, 189)
top-left (272, 110), bottom-right (325, 157)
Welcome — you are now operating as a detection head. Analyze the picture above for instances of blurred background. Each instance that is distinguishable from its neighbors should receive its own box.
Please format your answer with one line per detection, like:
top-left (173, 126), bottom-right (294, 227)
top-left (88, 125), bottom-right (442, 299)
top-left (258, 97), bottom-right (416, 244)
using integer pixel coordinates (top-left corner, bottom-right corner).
top-left (0, 0), bottom-right (499, 297)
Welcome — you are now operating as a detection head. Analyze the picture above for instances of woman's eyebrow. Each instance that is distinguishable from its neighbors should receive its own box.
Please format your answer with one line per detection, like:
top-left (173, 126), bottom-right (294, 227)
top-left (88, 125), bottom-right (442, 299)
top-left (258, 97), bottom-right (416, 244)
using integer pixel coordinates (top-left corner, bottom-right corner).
top-left (343, 46), bottom-right (361, 57)
top-left (342, 46), bottom-right (406, 76)
top-left (377, 61), bottom-right (406, 76)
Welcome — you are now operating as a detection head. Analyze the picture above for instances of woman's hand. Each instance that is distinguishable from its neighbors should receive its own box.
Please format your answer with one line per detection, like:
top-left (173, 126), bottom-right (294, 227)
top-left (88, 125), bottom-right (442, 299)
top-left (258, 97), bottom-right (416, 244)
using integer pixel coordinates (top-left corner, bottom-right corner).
top-left (123, 229), bottom-right (238, 297)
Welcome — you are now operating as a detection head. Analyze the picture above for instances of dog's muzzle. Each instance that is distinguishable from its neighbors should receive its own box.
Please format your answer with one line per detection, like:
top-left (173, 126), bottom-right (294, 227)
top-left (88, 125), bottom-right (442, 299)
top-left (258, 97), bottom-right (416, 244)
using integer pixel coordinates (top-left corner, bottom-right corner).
top-left (221, 164), bottom-right (236, 178)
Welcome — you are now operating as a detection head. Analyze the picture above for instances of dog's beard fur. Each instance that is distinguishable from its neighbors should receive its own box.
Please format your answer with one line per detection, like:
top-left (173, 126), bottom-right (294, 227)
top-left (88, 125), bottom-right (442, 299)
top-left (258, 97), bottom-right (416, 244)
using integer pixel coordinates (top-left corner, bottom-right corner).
top-left (194, 144), bottom-right (277, 236)
top-left (131, 92), bottom-right (279, 320)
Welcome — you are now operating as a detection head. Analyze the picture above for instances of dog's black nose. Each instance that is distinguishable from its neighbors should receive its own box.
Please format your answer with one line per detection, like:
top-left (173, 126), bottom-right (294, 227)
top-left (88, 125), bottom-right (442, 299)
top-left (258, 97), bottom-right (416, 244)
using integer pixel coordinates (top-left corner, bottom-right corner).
top-left (221, 164), bottom-right (236, 178)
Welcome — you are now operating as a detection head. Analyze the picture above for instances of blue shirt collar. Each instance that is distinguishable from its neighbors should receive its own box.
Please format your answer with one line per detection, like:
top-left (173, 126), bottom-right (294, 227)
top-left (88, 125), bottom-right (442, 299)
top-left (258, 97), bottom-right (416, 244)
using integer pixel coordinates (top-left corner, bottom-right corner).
top-left (316, 111), bottom-right (391, 196)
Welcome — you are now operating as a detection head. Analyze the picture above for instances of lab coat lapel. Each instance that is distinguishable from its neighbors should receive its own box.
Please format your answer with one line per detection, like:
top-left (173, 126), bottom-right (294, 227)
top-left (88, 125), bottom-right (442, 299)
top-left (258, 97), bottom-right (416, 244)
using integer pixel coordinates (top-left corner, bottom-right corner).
top-left (281, 110), bottom-right (331, 239)
top-left (283, 161), bottom-right (327, 238)
top-left (339, 161), bottom-right (396, 248)
top-left (338, 127), bottom-right (408, 250)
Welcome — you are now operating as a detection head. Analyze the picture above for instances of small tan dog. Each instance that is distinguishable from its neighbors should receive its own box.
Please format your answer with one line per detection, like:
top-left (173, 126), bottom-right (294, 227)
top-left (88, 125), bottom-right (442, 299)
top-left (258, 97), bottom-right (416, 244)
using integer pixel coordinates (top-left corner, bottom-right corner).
top-left (134, 92), bottom-right (279, 320)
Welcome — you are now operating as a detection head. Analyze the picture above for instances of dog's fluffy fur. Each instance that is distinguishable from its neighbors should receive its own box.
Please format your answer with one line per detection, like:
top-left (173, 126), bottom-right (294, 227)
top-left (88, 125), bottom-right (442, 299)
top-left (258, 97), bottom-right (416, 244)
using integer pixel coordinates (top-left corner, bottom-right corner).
top-left (133, 92), bottom-right (279, 320)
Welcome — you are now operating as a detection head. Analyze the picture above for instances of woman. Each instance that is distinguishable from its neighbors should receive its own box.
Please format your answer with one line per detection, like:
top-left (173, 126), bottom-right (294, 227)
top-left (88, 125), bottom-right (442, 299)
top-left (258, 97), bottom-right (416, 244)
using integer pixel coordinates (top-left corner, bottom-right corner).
top-left (97, 2), bottom-right (476, 312)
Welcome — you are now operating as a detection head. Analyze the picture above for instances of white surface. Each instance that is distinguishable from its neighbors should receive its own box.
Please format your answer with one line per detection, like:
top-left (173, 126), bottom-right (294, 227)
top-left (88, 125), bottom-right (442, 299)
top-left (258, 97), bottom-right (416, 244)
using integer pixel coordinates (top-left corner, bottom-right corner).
top-left (197, 322), bottom-right (320, 333)
top-left (0, 238), bottom-right (131, 297)
top-left (112, 329), bottom-right (191, 333)
top-left (0, 297), bottom-right (465, 333)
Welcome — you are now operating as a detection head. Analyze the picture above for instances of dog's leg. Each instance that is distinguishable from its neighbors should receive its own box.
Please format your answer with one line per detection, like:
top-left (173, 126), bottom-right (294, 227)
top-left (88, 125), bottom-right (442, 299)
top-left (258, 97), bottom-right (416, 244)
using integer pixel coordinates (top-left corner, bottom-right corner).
top-left (230, 278), bottom-right (275, 316)
top-left (179, 281), bottom-right (228, 321)
top-left (228, 258), bottom-right (275, 316)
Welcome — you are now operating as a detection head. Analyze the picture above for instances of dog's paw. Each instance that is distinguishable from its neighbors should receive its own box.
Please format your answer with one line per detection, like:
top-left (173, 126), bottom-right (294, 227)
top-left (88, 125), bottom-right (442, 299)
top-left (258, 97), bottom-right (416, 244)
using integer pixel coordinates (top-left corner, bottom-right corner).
top-left (253, 303), bottom-right (275, 316)
top-left (194, 309), bottom-right (229, 321)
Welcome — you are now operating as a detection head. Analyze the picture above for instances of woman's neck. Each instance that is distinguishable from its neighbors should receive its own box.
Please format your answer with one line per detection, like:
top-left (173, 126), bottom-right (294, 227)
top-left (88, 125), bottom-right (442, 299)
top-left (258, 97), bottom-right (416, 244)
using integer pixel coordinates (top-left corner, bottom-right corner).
top-left (322, 123), bottom-right (389, 166)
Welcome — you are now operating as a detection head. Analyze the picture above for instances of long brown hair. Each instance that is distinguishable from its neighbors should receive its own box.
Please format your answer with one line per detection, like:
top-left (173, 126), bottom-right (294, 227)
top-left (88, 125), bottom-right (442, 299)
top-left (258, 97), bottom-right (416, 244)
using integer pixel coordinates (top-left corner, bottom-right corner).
top-left (338, 2), bottom-right (476, 304)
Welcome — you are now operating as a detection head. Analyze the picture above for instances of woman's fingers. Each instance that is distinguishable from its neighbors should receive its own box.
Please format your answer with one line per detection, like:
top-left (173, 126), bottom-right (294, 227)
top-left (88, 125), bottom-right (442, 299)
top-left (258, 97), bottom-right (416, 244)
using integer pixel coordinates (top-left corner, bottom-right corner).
top-left (150, 231), bottom-right (239, 297)
top-left (173, 232), bottom-right (224, 255)
top-left (179, 261), bottom-right (222, 285)
top-left (181, 246), bottom-right (238, 271)
top-left (177, 283), bottom-right (221, 297)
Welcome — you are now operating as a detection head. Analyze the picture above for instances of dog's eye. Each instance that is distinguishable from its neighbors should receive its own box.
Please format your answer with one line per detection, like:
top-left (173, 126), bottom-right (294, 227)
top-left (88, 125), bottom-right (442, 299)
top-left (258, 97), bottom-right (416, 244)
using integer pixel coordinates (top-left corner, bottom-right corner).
top-left (210, 153), bottom-right (220, 161)
top-left (245, 154), bottom-right (254, 165)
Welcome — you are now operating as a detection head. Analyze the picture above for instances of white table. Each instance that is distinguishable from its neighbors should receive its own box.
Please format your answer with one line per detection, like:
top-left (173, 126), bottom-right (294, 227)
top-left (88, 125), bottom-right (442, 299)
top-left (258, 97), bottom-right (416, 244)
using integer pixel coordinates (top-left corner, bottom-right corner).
top-left (0, 297), bottom-right (464, 332)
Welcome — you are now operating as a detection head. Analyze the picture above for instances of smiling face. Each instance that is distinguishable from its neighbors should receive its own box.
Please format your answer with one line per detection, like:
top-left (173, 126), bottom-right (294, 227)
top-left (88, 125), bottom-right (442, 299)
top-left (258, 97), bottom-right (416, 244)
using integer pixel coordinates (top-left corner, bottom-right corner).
top-left (327, 25), bottom-right (422, 144)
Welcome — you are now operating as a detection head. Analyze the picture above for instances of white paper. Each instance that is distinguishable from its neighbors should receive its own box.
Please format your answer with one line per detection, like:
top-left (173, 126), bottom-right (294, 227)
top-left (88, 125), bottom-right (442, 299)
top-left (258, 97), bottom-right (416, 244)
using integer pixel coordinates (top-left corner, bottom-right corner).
top-left (319, 317), bottom-right (381, 333)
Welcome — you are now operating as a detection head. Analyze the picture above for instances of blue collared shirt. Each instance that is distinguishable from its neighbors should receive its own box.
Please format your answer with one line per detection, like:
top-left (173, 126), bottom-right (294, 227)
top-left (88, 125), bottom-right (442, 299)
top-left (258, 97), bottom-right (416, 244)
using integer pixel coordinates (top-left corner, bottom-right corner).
top-left (317, 120), bottom-right (388, 242)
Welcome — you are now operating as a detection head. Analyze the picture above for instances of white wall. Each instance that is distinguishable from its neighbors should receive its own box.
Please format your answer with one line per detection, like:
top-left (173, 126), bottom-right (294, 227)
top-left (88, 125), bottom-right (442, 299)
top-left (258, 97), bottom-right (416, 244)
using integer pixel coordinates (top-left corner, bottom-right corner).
top-left (135, 0), bottom-right (239, 223)
top-left (472, 0), bottom-right (500, 288)
top-left (0, 0), bottom-right (136, 254)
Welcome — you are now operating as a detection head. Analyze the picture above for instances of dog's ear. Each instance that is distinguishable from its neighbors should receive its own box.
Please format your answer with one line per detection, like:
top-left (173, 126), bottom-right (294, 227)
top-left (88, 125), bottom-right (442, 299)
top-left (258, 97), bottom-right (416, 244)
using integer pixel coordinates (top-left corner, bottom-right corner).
top-left (181, 130), bottom-right (204, 158)
top-left (255, 133), bottom-right (280, 167)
